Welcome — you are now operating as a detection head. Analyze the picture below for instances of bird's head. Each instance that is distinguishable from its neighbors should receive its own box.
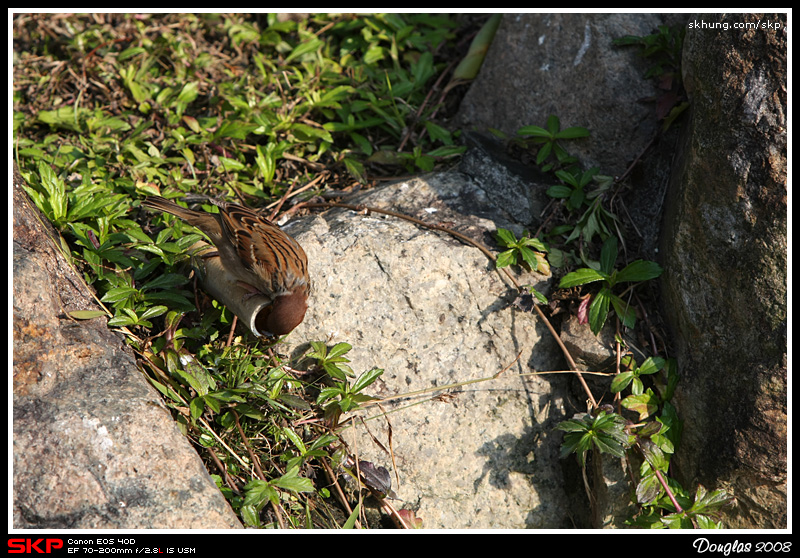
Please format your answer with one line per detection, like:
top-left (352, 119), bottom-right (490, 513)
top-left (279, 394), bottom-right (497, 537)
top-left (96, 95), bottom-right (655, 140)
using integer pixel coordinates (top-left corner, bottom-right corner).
top-left (263, 287), bottom-right (308, 336)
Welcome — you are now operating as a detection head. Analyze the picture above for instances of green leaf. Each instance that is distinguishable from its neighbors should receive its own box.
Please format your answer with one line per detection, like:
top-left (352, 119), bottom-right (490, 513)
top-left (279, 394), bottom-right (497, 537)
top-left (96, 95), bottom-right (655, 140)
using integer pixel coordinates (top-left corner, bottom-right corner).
top-left (522, 236), bottom-right (547, 252)
top-left (495, 249), bottom-right (516, 268)
top-left (352, 367), bottom-right (383, 394)
top-left (652, 432), bottom-right (674, 455)
top-left (635, 470), bottom-right (663, 504)
top-left (556, 415), bottom-right (592, 433)
top-left (101, 286), bottom-right (139, 304)
top-left (694, 515), bottom-right (723, 529)
top-left (535, 142), bottom-right (553, 164)
top-left (558, 267), bottom-right (608, 288)
top-left (637, 420), bottom-right (663, 438)
top-left (139, 305), bottom-right (168, 321)
top-left (568, 187), bottom-right (585, 210)
top-left (118, 46), bottom-right (147, 61)
top-left (660, 512), bottom-right (694, 529)
top-left (240, 505), bottom-right (261, 528)
top-left (107, 314), bottom-right (135, 327)
top-left (517, 125), bottom-right (551, 138)
top-left (327, 342), bottom-right (353, 360)
top-left (518, 246), bottom-right (539, 270)
top-left (307, 433), bottom-right (339, 453)
top-left (656, 360), bottom-right (680, 402)
top-left (37, 106), bottom-right (88, 132)
top-left (588, 287), bottom-right (612, 335)
top-left (615, 260), bottom-right (663, 283)
top-left (559, 431), bottom-right (593, 465)
top-left (307, 341), bottom-right (328, 360)
top-left (557, 411), bottom-right (629, 466)
top-left (546, 184), bottom-right (573, 199)
top-left (599, 236), bottom-right (618, 275)
top-left (290, 122), bottom-right (334, 143)
top-left (317, 387), bottom-right (342, 405)
top-left (555, 169), bottom-right (578, 186)
top-left (424, 121), bottom-right (453, 144)
top-left (175, 82), bottom-right (199, 115)
top-left (578, 167), bottom-right (600, 187)
top-left (637, 356), bottom-right (666, 376)
top-left (592, 432), bottom-right (627, 458)
top-left (610, 294), bottom-right (637, 329)
top-left (285, 36), bottom-right (324, 63)
top-left (272, 466), bottom-right (314, 493)
top-left (451, 14), bottom-right (502, 81)
top-left (141, 273), bottom-right (189, 290)
top-left (555, 126), bottom-right (591, 139)
top-left (189, 396), bottom-right (205, 420)
top-left (529, 287), bottom-right (548, 304)
top-left (37, 161), bottom-right (68, 222)
top-left (282, 427), bottom-right (307, 454)
top-left (545, 114), bottom-right (560, 135)
top-left (611, 371), bottom-right (635, 393)
top-left (690, 484), bottom-right (734, 514)
top-left (495, 228), bottom-right (516, 246)
top-left (343, 502), bottom-right (362, 529)
top-left (243, 479), bottom-right (279, 509)
top-left (638, 437), bottom-right (668, 471)
top-left (318, 85), bottom-right (356, 106)
top-left (622, 389), bottom-right (660, 420)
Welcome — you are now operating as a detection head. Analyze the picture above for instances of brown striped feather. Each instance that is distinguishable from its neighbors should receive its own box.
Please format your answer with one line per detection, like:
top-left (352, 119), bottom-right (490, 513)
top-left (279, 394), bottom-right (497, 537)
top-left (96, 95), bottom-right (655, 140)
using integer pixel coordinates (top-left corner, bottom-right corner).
top-left (141, 197), bottom-right (310, 332)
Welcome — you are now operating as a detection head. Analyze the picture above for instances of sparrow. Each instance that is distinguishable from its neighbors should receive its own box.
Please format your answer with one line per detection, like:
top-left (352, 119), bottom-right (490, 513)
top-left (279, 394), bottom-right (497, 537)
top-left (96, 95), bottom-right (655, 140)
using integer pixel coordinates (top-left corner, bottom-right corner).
top-left (141, 196), bottom-right (309, 336)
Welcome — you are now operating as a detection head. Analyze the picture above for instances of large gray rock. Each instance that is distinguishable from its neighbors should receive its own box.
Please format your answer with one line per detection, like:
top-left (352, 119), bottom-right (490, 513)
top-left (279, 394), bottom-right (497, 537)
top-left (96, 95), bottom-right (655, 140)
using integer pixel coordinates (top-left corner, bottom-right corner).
top-left (456, 13), bottom-right (685, 176)
top-left (660, 13), bottom-right (787, 529)
top-left (12, 166), bottom-right (242, 529)
top-left (284, 173), bottom-right (581, 529)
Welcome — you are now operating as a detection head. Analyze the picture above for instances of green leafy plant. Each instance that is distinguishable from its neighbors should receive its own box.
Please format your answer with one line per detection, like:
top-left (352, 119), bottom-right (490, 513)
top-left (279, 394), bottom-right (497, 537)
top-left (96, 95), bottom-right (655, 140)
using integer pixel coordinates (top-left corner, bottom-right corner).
top-left (558, 235), bottom-right (663, 334)
top-left (317, 365), bottom-right (384, 424)
top-left (547, 167), bottom-right (615, 212)
top-left (627, 483), bottom-right (734, 529)
top-left (494, 228), bottom-right (550, 304)
top-left (514, 115), bottom-right (619, 258)
top-left (625, 401), bottom-right (733, 529)
top-left (612, 24), bottom-right (688, 130)
top-left (556, 409), bottom-right (631, 467)
top-left (655, 484), bottom-right (735, 529)
top-left (612, 24), bottom-right (685, 80)
top-left (315, 13), bottom-right (466, 175)
top-left (495, 228), bottom-right (549, 275)
top-left (516, 115), bottom-right (590, 172)
top-left (558, 353), bottom-right (733, 528)
top-left (240, 465), bottom-right (315, 528)
top-left (518, 29), bottom-right (732, 531)
top-left (612, 355), bottom-right (664, 397)
top-left (556, 342), bottom-right (733, 529)
top-left (308, 342), bottom-right (384, 425)
top-left (307, 341), bottom-right (356, 380)
top-left (562, 191), bottom-right (619, 249)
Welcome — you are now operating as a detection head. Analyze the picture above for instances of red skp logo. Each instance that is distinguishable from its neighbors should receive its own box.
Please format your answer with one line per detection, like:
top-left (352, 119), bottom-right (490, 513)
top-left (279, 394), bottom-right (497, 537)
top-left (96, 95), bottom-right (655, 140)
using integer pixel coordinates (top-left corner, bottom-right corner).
top-left (8, 539), bottom-right (64, 553)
